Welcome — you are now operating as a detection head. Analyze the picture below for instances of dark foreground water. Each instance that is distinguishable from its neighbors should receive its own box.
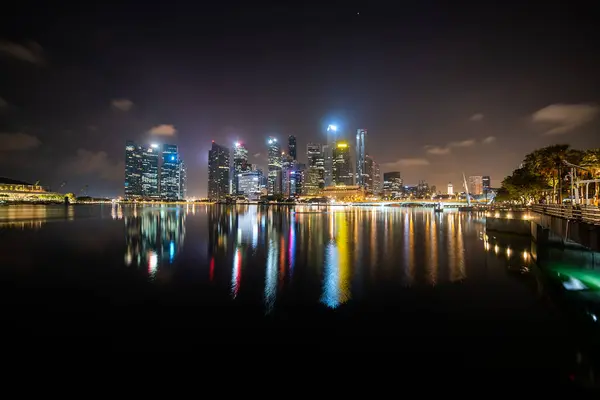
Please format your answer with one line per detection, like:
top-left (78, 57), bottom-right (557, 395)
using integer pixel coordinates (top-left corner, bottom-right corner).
top-left (1, 204), bottom-right (599, 388)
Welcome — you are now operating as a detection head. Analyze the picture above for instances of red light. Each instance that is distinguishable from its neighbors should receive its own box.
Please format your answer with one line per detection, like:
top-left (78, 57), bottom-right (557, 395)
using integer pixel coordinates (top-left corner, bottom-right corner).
top-left (211, 140), bottom-right (215, 143)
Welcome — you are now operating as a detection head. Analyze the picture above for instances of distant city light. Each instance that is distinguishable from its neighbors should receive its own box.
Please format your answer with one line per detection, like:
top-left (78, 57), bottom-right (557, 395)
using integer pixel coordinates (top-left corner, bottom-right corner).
top-left (171, 155), bottom-right (175, 161)
top-left (150, 143), bottom-right (159, 148)
top-left (337, 143), bottom-right (348, 148)
top-left (327, 124), bottom-right (337, 132)
top-left (235, 142), bottom-right (240, 147)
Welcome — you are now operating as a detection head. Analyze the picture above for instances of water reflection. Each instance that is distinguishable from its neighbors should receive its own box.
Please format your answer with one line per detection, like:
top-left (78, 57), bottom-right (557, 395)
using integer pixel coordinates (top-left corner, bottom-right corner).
top-left (124, 207), bottom-right (186, 278)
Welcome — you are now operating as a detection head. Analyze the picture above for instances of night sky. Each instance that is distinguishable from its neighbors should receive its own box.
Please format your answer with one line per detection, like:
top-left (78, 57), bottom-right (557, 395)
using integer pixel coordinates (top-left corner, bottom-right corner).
top-left (1, 2), bottom-right (599, 197)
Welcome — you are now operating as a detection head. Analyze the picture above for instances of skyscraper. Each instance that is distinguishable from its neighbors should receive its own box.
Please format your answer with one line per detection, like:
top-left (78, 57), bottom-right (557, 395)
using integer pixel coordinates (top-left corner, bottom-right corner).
top-left (124, 140), bottom-right (142, 199)
top-left (141, 144), bottom-right (160, 199)
top-left (468, 175), bottom-right (483, 195)
top-left (323, 124), bottom-right (337, 187)
top-left (267, 137), bottom-right (282, 195)
top-left (356, 129), bottom-right (367, 187)
top-left (233, 142), bottom-right (249, 194)
top-left (160, 144), bottom-right (181, 200)
top-left (383, 172), bottom-right (402, 198)
top-left (333, 141), bottom-right (353, 186)
top-left (208, 141), bottom-right (230, 201)
top-left (179, 161), bottom-right (187, 200)
top-left (447, 182), bottom-right (454, 195)
top-left (482, 176), bottom-right (491, 191)
top-left (306, 143), bottom-right (324, 195)
top-left (288, 135), bottom-right (297, 160)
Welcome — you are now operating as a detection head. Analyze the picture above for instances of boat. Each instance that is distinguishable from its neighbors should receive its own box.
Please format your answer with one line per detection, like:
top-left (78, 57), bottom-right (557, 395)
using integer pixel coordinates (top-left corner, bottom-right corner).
top-left (434, 202), bottom-right (444, 212)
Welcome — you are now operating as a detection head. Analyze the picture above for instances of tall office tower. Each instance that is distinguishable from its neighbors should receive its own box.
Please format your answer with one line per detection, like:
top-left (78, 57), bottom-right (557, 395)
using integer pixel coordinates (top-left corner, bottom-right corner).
top-left (372, 160), bottom-right (382, 193)
top-left (364, 154), bottom-right (375, 191)
top-left (238, 171), bottom-right (263, 200)
top-left (233, 142), bottom-right (249, 194)
top-left (382, 171), bottom-right (402, 198)
top-left (125, 140), bottom-right (143, 199)
top-left (332, 141), bottom-right (353, 186)
top-left (288, 135), bottom-right (297, 160)
top-left (356, 129), bottom-right (367, 187)
top-left (290, 164), bottom-right (305, 197)
top-left (179, 161), bottom-right (187, 200)
top-left (281, 152), bottom-right (295, 197)
top-left (267, 137), bottom-right (282, 195)
top-left (160, 144), bottom-right (181, 200)
top-left (482, 176), bottom-right (491, 191)
top-left (468, 175), bottom-right (483, 195)
top-left (141, 144), bottom-right (160, 199)
top-left (323, 124), bottom-right (338, 186)
top-left (208, 141), bottom-right (230, 201)
top-left (447, 182), bottom-right (454, 195)
top-left (305, 143), bottom-right (324, 195)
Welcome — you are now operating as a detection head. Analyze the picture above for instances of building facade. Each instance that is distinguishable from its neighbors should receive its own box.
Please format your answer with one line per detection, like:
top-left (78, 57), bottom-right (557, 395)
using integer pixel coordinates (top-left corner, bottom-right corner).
top-left (208, 142), bottom-right (230, 201)
top-left (267, 137), bottom-right (282, 195)
top-left (125, 140), bottom-right (143, 199)
top-left (141, 144), bottom-right (160, 199)
top-left (238, 171), bottom-right (263, 200)
top-left (382, 171), bottom-right (402, 198)
top-left (447, 182), bottom-right (454, 195)
top-left (332, 141), bottom-right (353, 186)
top-left (482, 176), bottom-right (491, 192)
top-left (288, 135), bottom-right (297, 160)
top-left (305, 143), bottom-right (324, 195)
top-left (160, 144), bottom-right (181, 200)
top-left (233, 142), bottom-right (249, 194)
top-left (323, 124), bottom-right (337, 187)
top-left (356, 128), bottom-right (367, 187)
top-left (468, 175), bottom-right (483, 195)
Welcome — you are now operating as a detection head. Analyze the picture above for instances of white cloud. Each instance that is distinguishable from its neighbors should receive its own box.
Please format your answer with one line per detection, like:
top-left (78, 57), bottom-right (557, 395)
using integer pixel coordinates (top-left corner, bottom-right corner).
top-left (0, 132), bottom-right (42, 151)
top-left (0, 40), bottom-right (45, 65)
top-left (111, 99), bottom-right (133, 112)
top-left (253, 153), bottom-right (261, 158)
top-left (469, 113), bottom-right (484, 121)
top-left (383, 158), bottom-right (430, 169)
top-left (482, 136), bottom-right (496, 144)
top-left (532, 103), bottom-right (599, 135)
top-left (148, 124), bottom-right (177, 136)
top-left (425, 146), bottom-right (451, 155)
top-left (449, 139), bottom-right (476, 147)
top-left (64, 149), bottom-right (124, 181)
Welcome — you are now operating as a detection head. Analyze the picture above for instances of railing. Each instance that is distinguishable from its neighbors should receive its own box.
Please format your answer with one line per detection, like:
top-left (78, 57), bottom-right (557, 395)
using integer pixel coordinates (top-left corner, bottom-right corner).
top-left (531, 204), bottom-right (600, 225)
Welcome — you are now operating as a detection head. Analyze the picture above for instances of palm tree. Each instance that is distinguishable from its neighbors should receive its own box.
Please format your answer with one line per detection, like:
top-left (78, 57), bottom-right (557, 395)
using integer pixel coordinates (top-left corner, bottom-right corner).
top-left (582, 148), bottom-right (600, 203)
top-left (524, 144), bottom-right (572, 203)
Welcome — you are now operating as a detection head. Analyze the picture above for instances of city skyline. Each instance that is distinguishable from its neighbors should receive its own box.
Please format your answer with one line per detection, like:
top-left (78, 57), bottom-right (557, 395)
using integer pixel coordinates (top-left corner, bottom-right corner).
top-left (1, 4), bottom-right (599, 197)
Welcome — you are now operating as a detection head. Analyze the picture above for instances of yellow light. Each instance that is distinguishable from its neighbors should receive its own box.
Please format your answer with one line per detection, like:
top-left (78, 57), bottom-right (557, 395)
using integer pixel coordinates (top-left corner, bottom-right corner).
top-left (494, 212), bottom-right (500, 218)
top-left (506, 247), bottom-right (512, 257)
top-left (506, 213), bottom-right (513, 219)
top-left (337, 143), bottom-right (348, 148)
top-left (522, 251), bottom-right (529, 260)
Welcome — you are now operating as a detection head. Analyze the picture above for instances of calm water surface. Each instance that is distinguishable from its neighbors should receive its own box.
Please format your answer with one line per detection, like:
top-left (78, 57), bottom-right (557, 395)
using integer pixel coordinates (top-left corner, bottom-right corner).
top-left (1, 204), bottom-right (598, 377)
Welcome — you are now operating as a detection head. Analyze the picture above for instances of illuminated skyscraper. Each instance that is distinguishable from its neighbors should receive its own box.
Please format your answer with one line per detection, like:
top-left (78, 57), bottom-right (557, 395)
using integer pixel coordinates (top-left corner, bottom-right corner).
top-left (482, 176), bottom-right (491, 191)
top-left (208, 142), bottom-right (230, 201)
top-left (288, 135), bottom-right (297, 160)
top-left (124, 140), bottom-right (143, 199)
top-left (356, 129), bottom-right (367, 187)
top-left (267, 137), bottom-right (282, 195)
top-left (468, 175), bottom-right (483, 195)
top-left (447, 182), bottom-right (454, 195)
top-left (141, 144), bottom-right (160, 199)
top-left (179, 161), bottom-right (187, 200)
top-left (323, 124), bottom-right (337, 187)
top-left (332, 141), bottom-right (353, 186)
top-left (306, 143), bottom-right (324, 194)
top-left (160, 144), bottom-right (181, 200)
top-left (233, 142), bottom-right (249, 194)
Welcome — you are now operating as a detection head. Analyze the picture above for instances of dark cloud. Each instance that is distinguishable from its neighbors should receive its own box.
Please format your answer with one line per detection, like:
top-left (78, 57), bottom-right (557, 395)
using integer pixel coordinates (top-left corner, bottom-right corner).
top-left (0, 40), bottom-right (45, 65)
top-left (111, 99), bottom-right (134, 112)
top-left (148, 124), bottom-right (177, 136)
top-left (532, 103), bottom-right (599, 135)
top-left (0, 133), bottom-right (42, 151)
